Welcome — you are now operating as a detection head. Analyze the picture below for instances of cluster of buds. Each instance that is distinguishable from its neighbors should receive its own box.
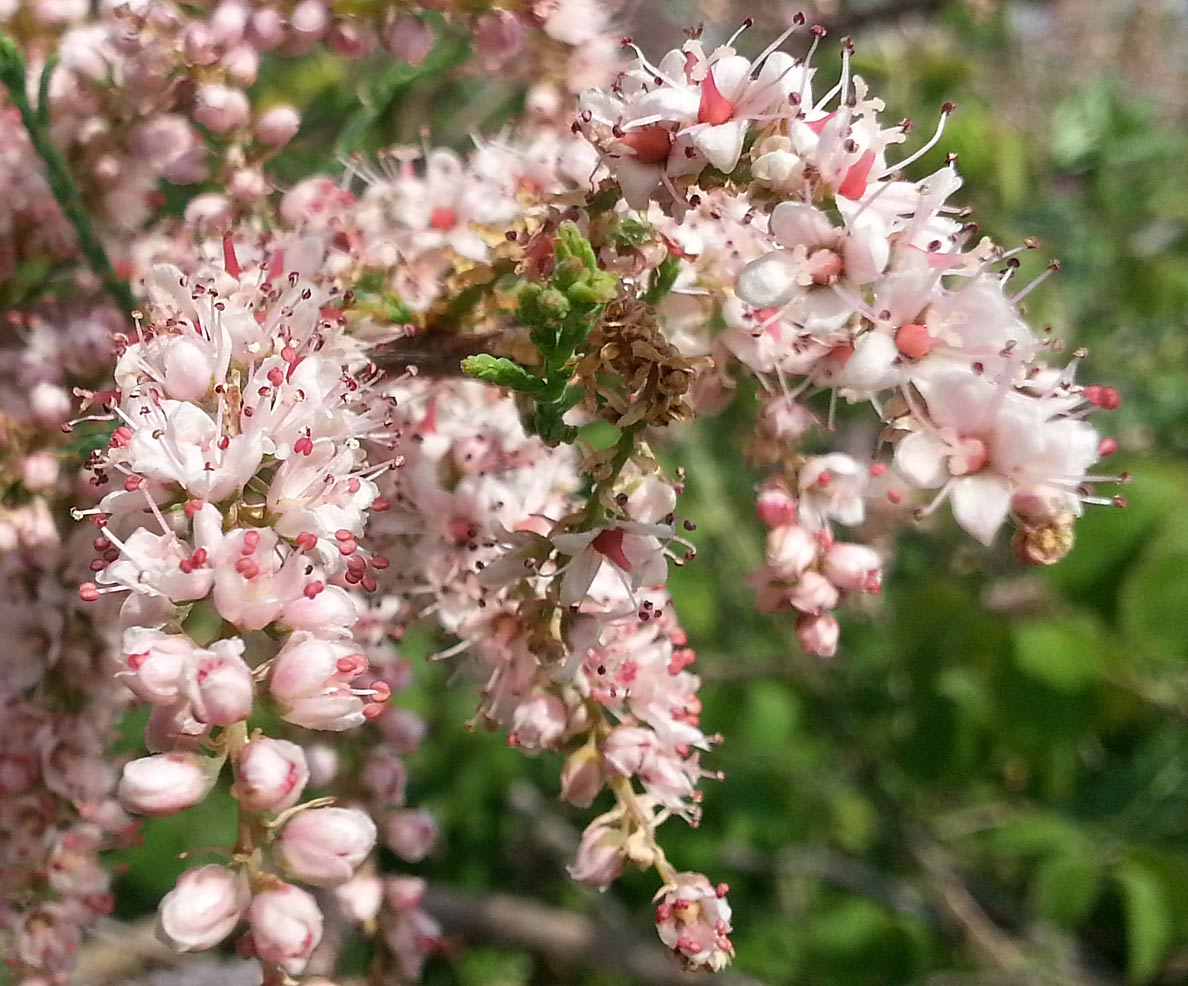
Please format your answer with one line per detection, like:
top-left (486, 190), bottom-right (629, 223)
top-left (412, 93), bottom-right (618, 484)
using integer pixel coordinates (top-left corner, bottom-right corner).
top-left (752, 468), bottom-right (883, 658)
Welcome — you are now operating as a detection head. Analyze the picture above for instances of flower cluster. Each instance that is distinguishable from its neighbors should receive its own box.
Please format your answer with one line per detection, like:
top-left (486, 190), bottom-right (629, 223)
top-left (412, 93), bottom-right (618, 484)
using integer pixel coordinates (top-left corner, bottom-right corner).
top-left (73, 239), bottom-right (397, 981)
top-left (575, 23), bottom-right (1122, 652)
top-left (0, 1), bottom-right (1131, 981)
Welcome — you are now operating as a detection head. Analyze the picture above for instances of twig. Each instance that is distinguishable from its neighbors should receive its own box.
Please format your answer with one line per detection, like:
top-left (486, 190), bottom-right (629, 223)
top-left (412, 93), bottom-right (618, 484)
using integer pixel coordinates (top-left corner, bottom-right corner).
top-left (0, 33), bottom-right (137, 316)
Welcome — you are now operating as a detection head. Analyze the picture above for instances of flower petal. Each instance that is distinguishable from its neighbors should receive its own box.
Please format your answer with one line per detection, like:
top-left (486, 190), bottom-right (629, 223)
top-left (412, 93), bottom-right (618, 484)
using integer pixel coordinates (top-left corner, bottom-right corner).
top-left (951, 473), bottom-right (1012, 546)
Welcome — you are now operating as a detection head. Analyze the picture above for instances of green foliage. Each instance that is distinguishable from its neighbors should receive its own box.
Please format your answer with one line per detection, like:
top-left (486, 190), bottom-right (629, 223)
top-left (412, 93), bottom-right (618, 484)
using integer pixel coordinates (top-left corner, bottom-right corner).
top-left (462, 223), bottom-right (617, 445)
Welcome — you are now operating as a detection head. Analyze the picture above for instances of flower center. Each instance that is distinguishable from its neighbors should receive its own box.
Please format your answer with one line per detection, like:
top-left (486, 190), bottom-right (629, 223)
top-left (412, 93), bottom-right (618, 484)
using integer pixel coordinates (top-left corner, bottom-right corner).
top-left (429, 207), bottom-right (457, 230)
top-left (698, 70), bottom-right (734, 126)
top-left (592, 527), bottom-right (633, 571)
top-left (895, 322), bottom-right (932, 359)
top-left (619, 125), bottom-right (673, 165)
top-left (949, 436), bottom-right (988, 476)
top-left (807, 248), bottom-right (843, 286)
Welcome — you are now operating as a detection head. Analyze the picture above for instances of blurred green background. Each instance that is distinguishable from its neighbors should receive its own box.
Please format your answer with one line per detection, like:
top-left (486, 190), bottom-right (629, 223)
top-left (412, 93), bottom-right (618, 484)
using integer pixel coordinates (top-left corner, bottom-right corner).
top-left (100, 2), bottom-right (1188, 985)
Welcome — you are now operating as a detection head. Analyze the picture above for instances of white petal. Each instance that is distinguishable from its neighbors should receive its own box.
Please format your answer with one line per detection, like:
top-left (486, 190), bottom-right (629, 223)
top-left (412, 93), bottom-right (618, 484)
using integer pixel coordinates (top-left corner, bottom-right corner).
top-left (560, 551), bottom-right (602, 607)
top-left (691, 120), bottom-right (747, 173)
top-left (838, 332), bottom-right (902, 393)
top-left (736, 251), bottom-right (800, 309)
top-left (951, 474), bottom-right (1012, 546)
top-left (709, 55), bottom-right (752, 100)
top-left (612, 158), bottom-right (663, 211)
top-left (769, 202), bottom-right (834, 249)
top-left (894, 431), bottom-right (949, 489)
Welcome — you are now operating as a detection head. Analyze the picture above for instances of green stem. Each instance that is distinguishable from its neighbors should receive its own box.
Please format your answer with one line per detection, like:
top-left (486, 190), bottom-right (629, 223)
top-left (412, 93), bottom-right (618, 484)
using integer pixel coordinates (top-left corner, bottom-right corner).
top-left (0, 33), bottom-right (137, 316)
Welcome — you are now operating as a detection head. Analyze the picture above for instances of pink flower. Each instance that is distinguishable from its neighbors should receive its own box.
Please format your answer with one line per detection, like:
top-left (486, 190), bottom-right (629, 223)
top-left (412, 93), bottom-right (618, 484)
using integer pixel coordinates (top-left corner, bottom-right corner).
top-left (654, 873), bottom-right (734, 971)
top-left (553, 521), bottom-right (672, 606)
top-left (157, 864), bottom-right (249, 952)
top-left (268, 632), bottom-right (373, 731)
top-left (248, 882), bottom-right (323, 975)
top-left (277, 807), bottom-right (377, 887)
top-left (893, 368), bottom-right (1099, 545)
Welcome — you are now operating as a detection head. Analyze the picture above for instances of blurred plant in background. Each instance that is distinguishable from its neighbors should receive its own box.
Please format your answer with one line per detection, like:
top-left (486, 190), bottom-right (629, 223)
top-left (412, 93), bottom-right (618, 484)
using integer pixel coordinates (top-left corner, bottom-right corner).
top-left (2, 2), bottom-right (1188, 986)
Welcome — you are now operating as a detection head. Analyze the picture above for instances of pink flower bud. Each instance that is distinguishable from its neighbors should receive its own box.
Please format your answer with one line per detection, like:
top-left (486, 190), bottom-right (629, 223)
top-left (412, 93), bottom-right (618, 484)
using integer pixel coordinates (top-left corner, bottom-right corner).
top-left (796, 612), bottom-right (839, 658)
top-left (269, 633), bottom-right (368, 731)
top-left (385, 875), bottom-right (427, 911)
top-left (21, 452), bottom-right (59, 491)
top-left (159, 336), bottom-right (216, 402)
top-left (755, 485), bottom-right (798, 528)
top-left (227, 167), bottom-right (269, 202)
top-left (184, 194), bottom-right (233, 232)
top-left (560, 744), bottom-right (604, 808)
top-left (765, 524), bottom-right (817, 579)
top-left (248, 882), bottom-right (323, 975)
top-left (183, 22), bottom-right (219, 65)
top-left (131, 115), bottom-right (196, 168)
top-left (232, 738), bottom-right (309, 813)
top-left (282, 583), bottom-right (358, 633)
top-left (222, 44), bottom-right (260, 87)
top-left (248, 7), bottom-right (286, 49)
top-left (118, 752), bottom-right (215, 817)
top-left (255, 105), bottom-right (301, 147)
top-left (361, 749), bottom-right (407, 806)
top-left (823, 543), bottom-right (882, 592)
top-left (29, 382), bottom-right (72, 427)
top-left (184, 644), bottom-right (254, 726)
top-left (327, 19), bottom-right (377, 58)
top-left (374, 707), bottom-right (425, 754)
top-left (509, 693), bottom-right (568, 751)
top-left (163, 145), bottom-right (209, 184)
top-left (384, 809), bottom-right (436, 862)
top-left (383, 16), bottom-right (434, 65)
top-left (787, 570), bottom-right (839, 615)
top-left (120, 628), bottom-right (200, 705)
top-left (193, 84), bottom-right (250, 133)
top-left (472, 10), bottom-right (523, 69)
top-left (277, 806), bottom-right (376, 887)
top-left (568, 822), bottom-right (625, 889)
top-left (334, 872), bottom-right (382, 923)
top-left (157, 864), bottom-right (249, 952)
top-left (283, 0), bottom-right (329, 55)
top-left (209, 1), bottom-right (250, 45)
